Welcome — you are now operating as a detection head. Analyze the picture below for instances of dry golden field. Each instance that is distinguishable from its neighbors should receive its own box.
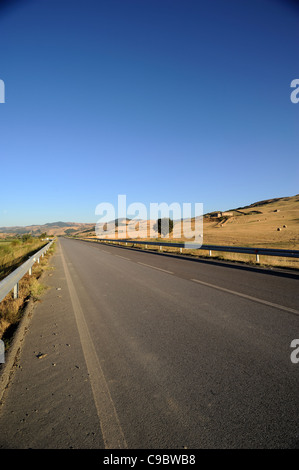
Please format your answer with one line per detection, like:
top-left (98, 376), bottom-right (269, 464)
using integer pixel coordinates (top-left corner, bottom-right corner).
top-left (201, 194), bottom-right (299, 250)
top-left (79, 194), bottom-right (299, 269)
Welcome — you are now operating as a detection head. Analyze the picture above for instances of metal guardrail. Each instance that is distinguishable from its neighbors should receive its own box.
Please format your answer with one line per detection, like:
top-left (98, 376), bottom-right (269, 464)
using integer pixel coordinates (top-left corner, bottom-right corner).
top-left (79, 238), bottom-right (299, 263)
top-left (0, 240), bottom-right (54, 303)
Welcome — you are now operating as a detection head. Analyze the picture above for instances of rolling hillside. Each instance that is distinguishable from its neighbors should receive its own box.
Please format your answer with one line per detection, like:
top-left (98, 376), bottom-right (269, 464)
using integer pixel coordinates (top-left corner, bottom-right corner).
top-left (72, 194), bottom-right (299, 250)
top-left (0, 222), bottom-right (95, 238)
top-left (202, 194), bottom-right (299, 249)
top-left (1, 195), bottom-right (298, 251)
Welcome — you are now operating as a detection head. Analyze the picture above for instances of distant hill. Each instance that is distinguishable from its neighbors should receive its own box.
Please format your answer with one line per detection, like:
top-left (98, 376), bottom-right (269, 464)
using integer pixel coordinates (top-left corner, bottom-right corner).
top-left (72, 194), bottom-right (299, 251)
top-left (43, 222), bottom-right (72, 228)
top-left (231, 195), bottom-right (299, 211)
top-left (201, 194), bottom-right (299, 250)
top-left (0, 222), bottom-right (95, 237)
top-left (1, 194), bottom-right (298, 249)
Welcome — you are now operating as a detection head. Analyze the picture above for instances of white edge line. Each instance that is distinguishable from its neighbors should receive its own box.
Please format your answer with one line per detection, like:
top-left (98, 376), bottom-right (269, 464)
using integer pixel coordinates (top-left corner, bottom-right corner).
top-left (60, 246), bottom-right (128, 449)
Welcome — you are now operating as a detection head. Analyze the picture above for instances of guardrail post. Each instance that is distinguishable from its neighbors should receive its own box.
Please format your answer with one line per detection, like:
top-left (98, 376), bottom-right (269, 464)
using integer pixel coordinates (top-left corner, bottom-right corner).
top-left (13, 283), bottom-right (19, 300)
top-left (256, 253), bottom-right (260, 263)
top-left (180, 247), bottom-right (183, 253)
top-left (160, 245), bottom-right (163, 252)
top-left (209, 250), bottom-right (212, 256)
top-left (28, 267), bottom-right (32, 276)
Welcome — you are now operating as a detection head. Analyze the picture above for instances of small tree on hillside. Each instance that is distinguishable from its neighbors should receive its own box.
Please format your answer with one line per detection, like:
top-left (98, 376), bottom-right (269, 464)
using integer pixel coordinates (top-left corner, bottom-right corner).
top-left (22, 233), bottom-right (33, 242)
top-left (153, 218), bottom-right (174, 237)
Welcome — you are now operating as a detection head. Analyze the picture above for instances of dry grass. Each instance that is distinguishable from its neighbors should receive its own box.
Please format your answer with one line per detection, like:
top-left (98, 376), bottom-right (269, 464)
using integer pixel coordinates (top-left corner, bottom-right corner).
top-left (200, 195), bottom-right (299, 250)
top-left (0, 242), bottom-right (56, 345)
top-left (78, 195), bottom-right (299, 269)
top-left (0, 238), bottom-right (48, 281)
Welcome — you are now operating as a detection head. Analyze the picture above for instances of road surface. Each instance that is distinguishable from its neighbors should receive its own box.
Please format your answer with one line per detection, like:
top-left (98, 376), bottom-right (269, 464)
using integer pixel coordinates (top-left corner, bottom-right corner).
top-left (0, 237), bottom-right (298, 449)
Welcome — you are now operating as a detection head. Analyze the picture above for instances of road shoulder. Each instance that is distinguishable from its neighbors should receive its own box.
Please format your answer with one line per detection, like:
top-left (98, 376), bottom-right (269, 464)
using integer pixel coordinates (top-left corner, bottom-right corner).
top-left (0, 241), bottom-right (104, 449)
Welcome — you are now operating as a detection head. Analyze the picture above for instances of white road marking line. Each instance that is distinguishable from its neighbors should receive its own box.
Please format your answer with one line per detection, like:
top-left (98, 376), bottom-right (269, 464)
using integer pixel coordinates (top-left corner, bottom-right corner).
top-left (190, 278), bottom-right (299, 316)
top-left (115, 255), bottom-right (131, 260)
top-left (137, 262), bottom-right (173, 274)
top-left (60, 247), bottom-right (127, 449)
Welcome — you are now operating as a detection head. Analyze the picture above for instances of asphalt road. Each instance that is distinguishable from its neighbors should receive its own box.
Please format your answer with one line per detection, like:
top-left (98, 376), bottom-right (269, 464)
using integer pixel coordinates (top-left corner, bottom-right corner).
top-left (0, 237), bottom-right (298, 449)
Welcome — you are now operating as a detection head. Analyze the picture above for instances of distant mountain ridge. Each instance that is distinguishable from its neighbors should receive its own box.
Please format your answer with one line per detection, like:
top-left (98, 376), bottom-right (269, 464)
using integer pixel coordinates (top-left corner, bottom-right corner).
top-left (0, 222), bottom-right (95, 236)
top-left (232, 194), bottom-right (299, 212)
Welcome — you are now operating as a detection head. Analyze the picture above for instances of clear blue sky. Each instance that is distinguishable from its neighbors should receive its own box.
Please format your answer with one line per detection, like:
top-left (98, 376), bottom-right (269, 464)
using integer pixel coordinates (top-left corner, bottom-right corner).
top-left (0, 0), bottom-right (298, 226)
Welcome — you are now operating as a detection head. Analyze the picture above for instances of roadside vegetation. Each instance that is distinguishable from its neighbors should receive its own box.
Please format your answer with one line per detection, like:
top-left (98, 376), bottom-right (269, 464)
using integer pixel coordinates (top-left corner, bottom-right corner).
top-left (0, 239), bottom-right (56, 347)
top-left (0, 234), bottom-right (50, 281)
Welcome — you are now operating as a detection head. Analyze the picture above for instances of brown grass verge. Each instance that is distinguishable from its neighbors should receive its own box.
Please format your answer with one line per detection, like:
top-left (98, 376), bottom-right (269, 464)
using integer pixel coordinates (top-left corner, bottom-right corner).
top-left (0, 242), bottom-right (56, 348)
top-left (0, 239), bottom-right (48, 281)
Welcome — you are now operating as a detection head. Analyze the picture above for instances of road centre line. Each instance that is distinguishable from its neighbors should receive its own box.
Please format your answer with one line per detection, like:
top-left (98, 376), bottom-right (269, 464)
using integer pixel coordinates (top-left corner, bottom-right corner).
top-left (191, 278), bottom-right (299, 316)
top-left (115, 254), bottom-right (131, 260)
top-left (97, 243), bottom-right (298, 315)
top-left (137, 261), bottom-right (174, 274)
